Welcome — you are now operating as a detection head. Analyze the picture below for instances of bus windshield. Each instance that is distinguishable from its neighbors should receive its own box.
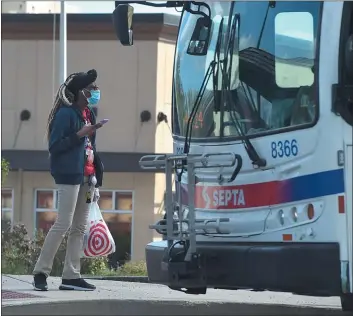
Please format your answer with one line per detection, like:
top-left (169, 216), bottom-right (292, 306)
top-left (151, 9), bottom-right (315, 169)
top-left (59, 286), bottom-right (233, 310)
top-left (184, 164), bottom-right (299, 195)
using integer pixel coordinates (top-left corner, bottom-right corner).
top-left (173, 1), bottom-right (321, 140)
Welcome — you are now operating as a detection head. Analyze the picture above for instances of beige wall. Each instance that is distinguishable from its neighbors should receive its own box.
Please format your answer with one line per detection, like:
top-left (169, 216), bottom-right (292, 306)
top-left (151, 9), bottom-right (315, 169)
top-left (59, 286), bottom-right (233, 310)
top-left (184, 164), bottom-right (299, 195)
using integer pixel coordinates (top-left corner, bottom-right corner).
top-left (1, 39), bottom-right (162, 153)
top-left (151, 41), bottom-right (176, 240)
top-left (2, 37), bottom-right (177, 261)
top-left (2, 2), bottom-right (62, 14)
top-left (1, 2), bottom-right (26, 13)
top-left (155, 41), bottom-right (175, 154)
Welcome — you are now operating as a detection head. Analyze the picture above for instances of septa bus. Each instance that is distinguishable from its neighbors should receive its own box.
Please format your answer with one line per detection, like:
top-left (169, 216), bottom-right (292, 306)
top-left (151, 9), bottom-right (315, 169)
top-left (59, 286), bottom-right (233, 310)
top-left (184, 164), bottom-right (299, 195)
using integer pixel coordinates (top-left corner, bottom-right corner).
top-left (112, 1), bottom-right (353, 311)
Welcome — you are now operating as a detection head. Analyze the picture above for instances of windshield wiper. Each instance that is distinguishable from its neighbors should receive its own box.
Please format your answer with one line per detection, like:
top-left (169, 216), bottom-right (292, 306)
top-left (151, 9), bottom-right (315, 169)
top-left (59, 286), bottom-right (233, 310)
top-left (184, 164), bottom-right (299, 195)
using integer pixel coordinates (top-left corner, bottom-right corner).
top-left (184, 16), bottom-right (225, 154)
top-left (183, 60), bottom-right (216, 154)
top-left (222, 14), bottom-right (267, 168)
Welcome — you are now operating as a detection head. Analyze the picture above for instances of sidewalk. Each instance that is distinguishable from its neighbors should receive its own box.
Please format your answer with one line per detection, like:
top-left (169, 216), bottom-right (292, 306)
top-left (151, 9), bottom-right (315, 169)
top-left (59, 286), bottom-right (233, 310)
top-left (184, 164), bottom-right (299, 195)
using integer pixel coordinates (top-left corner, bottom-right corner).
top-left (1, 275), bottom-right (344, 315)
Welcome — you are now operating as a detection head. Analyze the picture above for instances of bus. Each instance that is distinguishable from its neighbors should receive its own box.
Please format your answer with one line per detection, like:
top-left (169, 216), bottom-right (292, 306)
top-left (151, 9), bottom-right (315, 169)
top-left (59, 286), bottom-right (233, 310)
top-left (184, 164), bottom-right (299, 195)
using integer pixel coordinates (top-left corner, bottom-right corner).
top-left (112, 1), bottom-right (353, 311)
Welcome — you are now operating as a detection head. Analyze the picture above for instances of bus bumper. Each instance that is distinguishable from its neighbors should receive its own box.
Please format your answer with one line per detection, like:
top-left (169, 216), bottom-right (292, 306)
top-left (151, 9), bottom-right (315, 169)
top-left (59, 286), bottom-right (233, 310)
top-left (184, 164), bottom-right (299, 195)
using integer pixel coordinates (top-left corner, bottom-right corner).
top-left (145, 241), bottom-right (342, 296)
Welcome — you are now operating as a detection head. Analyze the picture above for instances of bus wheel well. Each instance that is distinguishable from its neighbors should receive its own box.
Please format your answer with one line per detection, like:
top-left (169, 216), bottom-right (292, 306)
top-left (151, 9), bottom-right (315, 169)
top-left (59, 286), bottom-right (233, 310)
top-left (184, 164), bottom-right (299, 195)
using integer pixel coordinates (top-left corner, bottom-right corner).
top-left (341, 293), bottom-right (353, 311)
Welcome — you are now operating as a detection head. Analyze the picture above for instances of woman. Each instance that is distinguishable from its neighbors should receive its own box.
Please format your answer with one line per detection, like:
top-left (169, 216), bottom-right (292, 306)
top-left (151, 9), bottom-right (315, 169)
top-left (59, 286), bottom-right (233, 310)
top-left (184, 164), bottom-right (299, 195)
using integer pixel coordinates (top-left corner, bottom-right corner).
top-left (33, 69), bottom-right (105, 291)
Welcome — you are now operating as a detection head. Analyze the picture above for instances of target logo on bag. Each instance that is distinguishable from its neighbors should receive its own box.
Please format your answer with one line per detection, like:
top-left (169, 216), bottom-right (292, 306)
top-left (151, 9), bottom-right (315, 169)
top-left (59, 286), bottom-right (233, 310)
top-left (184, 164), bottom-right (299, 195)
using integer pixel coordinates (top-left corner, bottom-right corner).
top-left (83, 219), bottom-right (113, 257)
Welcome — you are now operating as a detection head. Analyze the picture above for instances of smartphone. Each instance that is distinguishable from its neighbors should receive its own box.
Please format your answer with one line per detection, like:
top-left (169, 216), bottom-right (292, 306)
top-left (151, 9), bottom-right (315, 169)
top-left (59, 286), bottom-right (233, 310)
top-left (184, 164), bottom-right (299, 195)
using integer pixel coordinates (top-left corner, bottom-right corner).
top-left (95, 119), bottom-right (109, 129)
top-left (100, 119), bottom-right (109, 125)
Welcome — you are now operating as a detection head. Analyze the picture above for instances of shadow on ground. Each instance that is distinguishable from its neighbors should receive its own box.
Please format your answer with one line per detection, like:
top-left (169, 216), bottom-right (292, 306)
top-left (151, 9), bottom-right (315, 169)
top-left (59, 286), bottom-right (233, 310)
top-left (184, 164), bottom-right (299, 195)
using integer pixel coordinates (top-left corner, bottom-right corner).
top-left (2, 299), bottom-right (349, 316)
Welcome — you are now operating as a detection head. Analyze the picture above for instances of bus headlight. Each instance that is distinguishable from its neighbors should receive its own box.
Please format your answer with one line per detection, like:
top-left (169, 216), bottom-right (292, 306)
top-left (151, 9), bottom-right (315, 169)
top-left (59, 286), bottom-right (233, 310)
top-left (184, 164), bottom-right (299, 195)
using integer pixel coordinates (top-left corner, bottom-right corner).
top-left (173, 206), bottom-right (189, 220)
top-left (182, 207), bottom-right (189, 220)
top-left (278, 209), bottom-right (285, 226)
top-left (291, 207), bottom-right (298, 222)
top-left (173, 207), bottom-right (190, 233)
top-left (181, 207), bottom-right (189, 233)
top-left (180, 221), bottom-right (189, 233)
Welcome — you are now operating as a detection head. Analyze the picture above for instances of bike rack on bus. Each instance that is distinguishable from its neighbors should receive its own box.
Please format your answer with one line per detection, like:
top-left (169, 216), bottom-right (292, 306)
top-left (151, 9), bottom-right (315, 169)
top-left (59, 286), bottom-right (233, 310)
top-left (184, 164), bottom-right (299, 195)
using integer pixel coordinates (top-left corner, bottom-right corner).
top-left (139, 152), bottom-right (242, 289)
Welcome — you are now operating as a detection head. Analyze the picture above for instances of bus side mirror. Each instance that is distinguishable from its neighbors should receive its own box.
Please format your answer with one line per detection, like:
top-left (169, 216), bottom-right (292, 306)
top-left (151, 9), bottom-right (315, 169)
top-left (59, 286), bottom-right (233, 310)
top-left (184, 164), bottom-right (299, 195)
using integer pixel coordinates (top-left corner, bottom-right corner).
top-left (112, 4), bottom-right (134, 46)
top-left (187, 17), bottom-right (212, 56)
top-left (345, 34), bottom-right (353, 79)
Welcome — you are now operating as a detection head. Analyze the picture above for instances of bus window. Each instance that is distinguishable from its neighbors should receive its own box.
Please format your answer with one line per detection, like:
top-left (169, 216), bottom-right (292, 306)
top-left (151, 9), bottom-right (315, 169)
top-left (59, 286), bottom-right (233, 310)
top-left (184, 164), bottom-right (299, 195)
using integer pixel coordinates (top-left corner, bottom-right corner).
top-left (274, 12), bottom-right (315, 88)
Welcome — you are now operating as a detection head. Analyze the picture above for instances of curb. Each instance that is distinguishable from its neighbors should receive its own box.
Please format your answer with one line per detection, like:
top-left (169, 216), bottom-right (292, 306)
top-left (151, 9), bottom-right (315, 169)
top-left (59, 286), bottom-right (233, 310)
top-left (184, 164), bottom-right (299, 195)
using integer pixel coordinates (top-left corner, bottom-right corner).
top-left (2, 299), bottom-right (343, 316)
top-left (84, 275), bottom-right (150, 283)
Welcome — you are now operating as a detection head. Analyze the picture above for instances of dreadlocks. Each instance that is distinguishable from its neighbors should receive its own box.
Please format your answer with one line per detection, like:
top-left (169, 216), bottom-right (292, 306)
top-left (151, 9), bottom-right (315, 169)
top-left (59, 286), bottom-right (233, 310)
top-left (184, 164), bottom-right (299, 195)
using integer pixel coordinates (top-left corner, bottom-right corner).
top-left (46, 73), bottom-right (79, 142)
top-left (46, 69), bottom-right (98, 142)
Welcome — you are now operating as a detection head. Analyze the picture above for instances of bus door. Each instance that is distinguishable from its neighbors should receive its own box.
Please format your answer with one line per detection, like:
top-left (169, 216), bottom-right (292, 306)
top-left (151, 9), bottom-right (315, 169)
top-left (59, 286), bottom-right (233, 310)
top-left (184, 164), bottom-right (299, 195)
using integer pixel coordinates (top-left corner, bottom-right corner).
top-left (337, 1), bottom-right (353, 292)
top-left (346, 146), bottom-right (352, 292)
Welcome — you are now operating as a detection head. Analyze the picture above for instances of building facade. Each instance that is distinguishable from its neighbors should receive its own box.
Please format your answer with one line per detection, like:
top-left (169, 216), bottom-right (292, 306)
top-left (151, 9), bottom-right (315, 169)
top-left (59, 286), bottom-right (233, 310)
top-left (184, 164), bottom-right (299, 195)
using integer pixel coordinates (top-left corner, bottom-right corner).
top-left (2, 1), bottom-right (59, 13)
top-left (1, 13), bottom-right (179, 262)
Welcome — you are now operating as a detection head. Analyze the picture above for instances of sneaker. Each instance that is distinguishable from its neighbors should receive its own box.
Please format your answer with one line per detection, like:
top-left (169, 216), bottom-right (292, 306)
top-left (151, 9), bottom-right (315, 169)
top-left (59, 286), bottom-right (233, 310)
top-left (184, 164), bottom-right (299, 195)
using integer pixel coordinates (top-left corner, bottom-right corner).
top-left (59, 278), bottom-right (96, 291)
top-left (33, 273), bottom-right (48, 291)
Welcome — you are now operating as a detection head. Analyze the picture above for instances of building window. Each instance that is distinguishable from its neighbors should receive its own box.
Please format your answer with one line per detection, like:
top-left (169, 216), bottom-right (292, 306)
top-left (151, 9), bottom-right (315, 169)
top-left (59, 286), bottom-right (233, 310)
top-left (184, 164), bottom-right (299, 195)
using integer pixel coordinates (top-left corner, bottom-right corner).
top-left (34, 189), bottom-right (133, 267)
top-left (1, 189), bottom-right (13, 230)
top-left (98, 191), bottom-right (133, 268)
top-left (35, 190), bottom-right (58, 234)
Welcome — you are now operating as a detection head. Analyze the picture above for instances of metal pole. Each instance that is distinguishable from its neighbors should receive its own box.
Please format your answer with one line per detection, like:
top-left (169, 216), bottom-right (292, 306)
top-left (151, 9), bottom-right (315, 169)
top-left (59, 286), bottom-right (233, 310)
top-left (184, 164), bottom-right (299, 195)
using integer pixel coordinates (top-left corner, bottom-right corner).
top-left (59, 1), bottom-right (67, 83)
top-left (52, 11), bottom-right (56, 100)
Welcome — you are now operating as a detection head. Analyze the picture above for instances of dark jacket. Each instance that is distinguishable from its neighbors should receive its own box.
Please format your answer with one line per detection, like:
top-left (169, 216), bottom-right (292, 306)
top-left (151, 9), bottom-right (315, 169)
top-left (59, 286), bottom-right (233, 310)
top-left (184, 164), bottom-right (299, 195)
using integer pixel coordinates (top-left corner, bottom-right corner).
top-left (49, 104), bottom-right (104, 187)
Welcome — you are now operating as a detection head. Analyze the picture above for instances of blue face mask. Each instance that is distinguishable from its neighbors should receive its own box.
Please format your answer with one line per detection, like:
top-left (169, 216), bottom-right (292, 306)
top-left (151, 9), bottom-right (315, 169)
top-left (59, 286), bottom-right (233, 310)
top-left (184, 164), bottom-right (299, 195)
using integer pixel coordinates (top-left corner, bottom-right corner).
top-left (84, 89), bottom-right (101, 106)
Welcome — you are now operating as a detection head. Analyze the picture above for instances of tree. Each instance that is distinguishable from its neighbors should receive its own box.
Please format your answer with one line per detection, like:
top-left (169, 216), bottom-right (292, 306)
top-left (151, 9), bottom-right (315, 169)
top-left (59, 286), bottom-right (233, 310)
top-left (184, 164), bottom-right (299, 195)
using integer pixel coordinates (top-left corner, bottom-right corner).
top-left (1, 158), bottom-right (10, 185)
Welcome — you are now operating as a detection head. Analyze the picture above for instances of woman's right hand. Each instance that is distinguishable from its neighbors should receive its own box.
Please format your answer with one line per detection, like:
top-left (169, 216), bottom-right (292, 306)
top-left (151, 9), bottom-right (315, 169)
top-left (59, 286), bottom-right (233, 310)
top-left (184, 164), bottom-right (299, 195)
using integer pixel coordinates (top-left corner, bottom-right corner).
top-left (76, 124), bottom-right (96, 138)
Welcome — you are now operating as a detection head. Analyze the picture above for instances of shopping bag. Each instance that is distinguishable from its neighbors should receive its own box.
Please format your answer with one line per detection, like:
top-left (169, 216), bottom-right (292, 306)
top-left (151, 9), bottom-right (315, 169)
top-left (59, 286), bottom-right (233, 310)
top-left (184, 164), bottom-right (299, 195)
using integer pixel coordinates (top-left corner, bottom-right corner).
top-left (82, 201), bottom-right (116, 258)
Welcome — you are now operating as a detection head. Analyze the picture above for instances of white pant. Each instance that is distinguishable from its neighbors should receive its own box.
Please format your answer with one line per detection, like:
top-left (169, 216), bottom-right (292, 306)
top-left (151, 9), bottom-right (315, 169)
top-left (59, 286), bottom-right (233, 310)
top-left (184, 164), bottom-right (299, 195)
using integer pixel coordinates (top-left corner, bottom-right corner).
top-left (33, 183), bottom-right (92, 279)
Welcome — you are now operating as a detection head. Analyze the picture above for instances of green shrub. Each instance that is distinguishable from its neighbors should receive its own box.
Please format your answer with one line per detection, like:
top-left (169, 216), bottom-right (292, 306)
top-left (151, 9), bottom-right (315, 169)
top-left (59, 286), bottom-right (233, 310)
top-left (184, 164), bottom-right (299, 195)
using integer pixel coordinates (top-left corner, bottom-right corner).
top-left (2, 224), bottom-right (147, 277)
top-left (1, 224), bottom-right (109, 276)
top-left (116, 260), bottom-right (147, 276)
top-left (87, 260), bottom-right (148, 277)
top-left (1, 158), bottom-right (10, 185)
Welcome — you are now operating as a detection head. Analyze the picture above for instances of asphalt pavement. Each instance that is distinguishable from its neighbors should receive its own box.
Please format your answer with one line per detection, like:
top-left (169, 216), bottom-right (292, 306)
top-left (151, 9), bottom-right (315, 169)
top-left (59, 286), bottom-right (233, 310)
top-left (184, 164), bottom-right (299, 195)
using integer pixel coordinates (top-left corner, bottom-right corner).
top-left (1, 274), bottom-right (349, 315)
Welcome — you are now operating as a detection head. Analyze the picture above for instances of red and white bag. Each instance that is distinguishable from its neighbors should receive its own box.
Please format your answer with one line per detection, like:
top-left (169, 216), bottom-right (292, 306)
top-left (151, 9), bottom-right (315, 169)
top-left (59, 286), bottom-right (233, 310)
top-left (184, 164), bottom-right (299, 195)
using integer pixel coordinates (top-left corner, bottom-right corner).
top-left (82, 201), bottom-right (116, 258)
